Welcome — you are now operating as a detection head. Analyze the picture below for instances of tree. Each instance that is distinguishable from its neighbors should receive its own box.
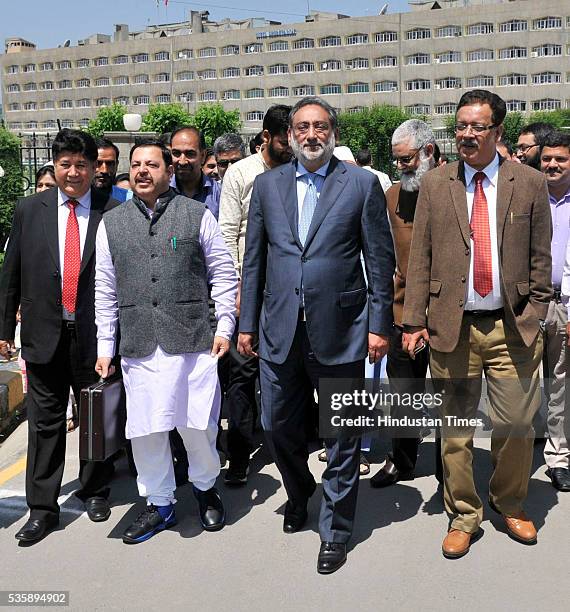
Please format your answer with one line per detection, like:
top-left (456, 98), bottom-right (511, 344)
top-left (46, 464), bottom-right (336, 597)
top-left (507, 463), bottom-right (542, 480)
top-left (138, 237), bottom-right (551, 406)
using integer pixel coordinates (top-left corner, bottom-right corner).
top-left (338, 105), bottom-right (410, 177)
top-left (0, 127), bottom-right (22, 247)
top-left (528, 109), bottom-right (570, 130)
top-left (501, 112), bottom-right (526, 147)
top-left (86, 103), bottom-right (127, 137)
top-left (190, 103), bottom-right (242, 147)
top-left (141, 103), bottom-right (193, 135)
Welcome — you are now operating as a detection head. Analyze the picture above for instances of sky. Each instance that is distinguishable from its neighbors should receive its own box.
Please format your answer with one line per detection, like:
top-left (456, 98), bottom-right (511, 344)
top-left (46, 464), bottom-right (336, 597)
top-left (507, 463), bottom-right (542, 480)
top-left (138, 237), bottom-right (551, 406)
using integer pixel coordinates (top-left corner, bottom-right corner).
top-left (1, 0), bottom-right (412, 50)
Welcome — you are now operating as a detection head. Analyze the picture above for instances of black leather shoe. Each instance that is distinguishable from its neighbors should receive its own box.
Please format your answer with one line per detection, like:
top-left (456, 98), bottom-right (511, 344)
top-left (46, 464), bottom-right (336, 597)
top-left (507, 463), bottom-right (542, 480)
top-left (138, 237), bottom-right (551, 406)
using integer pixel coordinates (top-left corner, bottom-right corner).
top-left (317, 542), bottom-right (347, 574)
top-left (547, 467), bottom-right (570, 492)
top-left (370, 458), bottom-right (413, 488)
top-left (193, 486), bottom-right (225, 531)
top-left (85, 496), bottom-right (111, 522)
top-left (283, 502), bottom-right (308, 533)
top-left (15, 516), bottom-right (59, 543)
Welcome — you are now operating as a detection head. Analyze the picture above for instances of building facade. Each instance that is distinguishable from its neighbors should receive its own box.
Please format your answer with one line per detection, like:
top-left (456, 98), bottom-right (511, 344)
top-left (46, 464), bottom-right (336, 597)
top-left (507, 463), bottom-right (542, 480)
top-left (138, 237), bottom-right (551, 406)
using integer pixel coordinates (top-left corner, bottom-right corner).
top-left (1, 0), bottom-right (569, 137)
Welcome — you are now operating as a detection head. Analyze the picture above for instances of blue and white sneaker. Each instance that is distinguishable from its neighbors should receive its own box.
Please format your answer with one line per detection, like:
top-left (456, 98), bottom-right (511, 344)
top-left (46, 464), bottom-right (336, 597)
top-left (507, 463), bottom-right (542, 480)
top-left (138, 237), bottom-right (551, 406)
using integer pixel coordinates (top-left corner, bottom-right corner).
top-left (122, 503), bottom-right (176, 544)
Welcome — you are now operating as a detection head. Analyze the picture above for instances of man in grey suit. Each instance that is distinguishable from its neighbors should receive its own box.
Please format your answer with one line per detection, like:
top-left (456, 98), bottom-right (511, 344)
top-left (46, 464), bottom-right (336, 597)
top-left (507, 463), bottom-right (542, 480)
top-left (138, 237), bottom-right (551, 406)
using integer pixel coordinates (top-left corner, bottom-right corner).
top-left (238, 97), bottom-right (395, 574)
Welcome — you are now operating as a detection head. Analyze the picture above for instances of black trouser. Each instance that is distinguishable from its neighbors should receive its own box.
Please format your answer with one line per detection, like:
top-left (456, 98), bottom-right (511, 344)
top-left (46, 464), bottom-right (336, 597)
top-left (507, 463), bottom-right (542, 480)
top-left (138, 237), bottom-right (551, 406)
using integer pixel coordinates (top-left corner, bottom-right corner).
top-left (25, 323), bottom-right (114, 521)
top-left (386, 326), bottom-right (430, 473)
top-left (225, 327), bottom-right (259, 467)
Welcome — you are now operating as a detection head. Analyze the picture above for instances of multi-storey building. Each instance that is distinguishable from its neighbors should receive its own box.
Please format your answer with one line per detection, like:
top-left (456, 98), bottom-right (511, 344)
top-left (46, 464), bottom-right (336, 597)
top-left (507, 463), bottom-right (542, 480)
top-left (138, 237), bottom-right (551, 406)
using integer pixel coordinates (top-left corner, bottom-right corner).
top-left (1, 0), bottom-right (569, 138)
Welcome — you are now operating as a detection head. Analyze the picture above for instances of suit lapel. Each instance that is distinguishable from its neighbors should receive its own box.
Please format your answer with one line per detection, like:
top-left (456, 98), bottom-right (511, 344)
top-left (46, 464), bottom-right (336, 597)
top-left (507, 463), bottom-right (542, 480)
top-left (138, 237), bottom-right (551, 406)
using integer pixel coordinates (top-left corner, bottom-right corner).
top-left (41, 189), bottom-right (60, 272)
top-left (275, 163), bottom-right (303, 250)
top-left (79, 188), bottom-right (105, 275)
top-left (449, 162), bottom-right (471, 247)
top-left (496, 159), bottom-right (514, 247)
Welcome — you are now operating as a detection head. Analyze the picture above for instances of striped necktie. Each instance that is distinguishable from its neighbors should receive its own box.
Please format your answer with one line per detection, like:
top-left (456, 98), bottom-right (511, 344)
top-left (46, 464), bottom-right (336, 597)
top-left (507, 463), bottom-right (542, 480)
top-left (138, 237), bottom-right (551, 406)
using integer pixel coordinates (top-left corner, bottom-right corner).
top-left (298, 173), bottom-right (318, 246)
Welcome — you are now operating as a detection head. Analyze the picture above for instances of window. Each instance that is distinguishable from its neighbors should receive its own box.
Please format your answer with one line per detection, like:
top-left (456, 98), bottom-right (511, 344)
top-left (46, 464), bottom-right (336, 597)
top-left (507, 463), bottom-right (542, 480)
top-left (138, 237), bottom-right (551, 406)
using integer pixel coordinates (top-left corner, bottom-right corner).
top-left (374, 81), bottom-right (398, 92)
top-left (320, 36), bottom-right (341, 47)
top-left (532, 98), bottom-right (561, 111)
top-left (223, 89), bottom-right (240, 100)
top-left (79, 119), bottom-right (90, 128)
top-left (531, 44), bottom-right (562, 57)
top-left (498, 73), bottom-right (527, 86)
top-left (76, 58), bottom-right (90, 68)
top-left (222, 67), bottom-right (240, 78)
top-left (156, 94), bottom-right (171, 104)
top-left (345, 58), bottom-right (368, 70)
top-left (269, 63), bottom-right (289, 75)
top-left (178, 92), bottom-right (194, 103)
top-left (406, 28), bottom-right (431, 40)
top-left (246, 111), bottom-right (264, 122)
top-left (435, 51), bottom-right (461, 64)
top-left (294, 62), bottom-right (315, 73)
top-left (293, 85), bottom-right (315, 96)
top-left (434, 77), bottom-right (462, 89)
top-left (23, 82), bottom-right (37, 91)
top-left (114, 96), bottom-right (129, 106)
top-left (499, 47), bottom-right (527, 60)
top-left (467, 22), bottom-right (494, 35)
top-left (244, 43), bottom-right (263, 54)
top-left (320, 59), bottom-right (341, 71)
top-left (40, 62), bottom-right (53, 71)
top-left (374, 56), bottom-right (397, 67)
top-left (113, 55), bottom-right (129, 64)
top-left (245, 65), bottom-right (264, 77)
top-left (406, 104), bottom-right (430, 116)
top-left (406, 79), bottom-right (431, 91)
top-left (8, 123), bottom-right (22, 130)
top-left (23, 104), bottom-right (36, 115)
top-left (222, 45), bottom-right (239, 56)
top-left (198, 47), bottom-right (216, 58)
top-left (246, 88), bottom-right (264, 99)
top-left (41, 100), bottom-right (55, 110)
top-left (269, 86), bottom-right (289, 98)
top-left (500, 20), bottom-right (527, 32)
top-left (155, 51), bottom-right (170, 61)
top-left (346, 33), bottom-right (368, 46)
top-left (43, 120), bottom-right (57, 129)
top-left (347, 82), bottom-right (369, 94)
top-left (58, 79), bottom-right (72, 89)
top-left (177, 49), bottom-right (193, 59)
top-left (375, 31), bottom-right (397, 43)
top-left (199, 91), bottom-right (217, 102)
top-left (76, 98), bottom-right (91, 108)
top-left (23, 63), bottom-right (35, 73)
top-left (7, 84), bottom-right (20, 92)
top-left (114, 75), bottom-right (129, 85)
top-left (134, 74), bottom-right (150, 84)
top-left (95, 77), bottom-right (110, 87)
top-left (268, 40), bottom-right (289, 51)
top-left (40, 81), bottom-right (54, 90)
top-left (320, 84), bottom-right (342, 95)
top-left (467, 75), bottom-right (494, 88)
top-left (177, 71), bottom-right (194, 81)
top-left (436, 25), bottom-right (461, 38)
top-left (96, 97), bottom-right (111, 107)
top-left (60, 99), bottom-right (73, 108)
top-left (406, 53), bottom-right (430, 65)
top-left (532, 16), bottom-right (562, 30)
top-left (347, 106), bottom-right (365, 114)
top-left (60, 120), bottom-right (73, 129)
top-left (7, 65), bottom-right (19, 74)
top-left (154, 73), bottom-right (170, 82)
top-left (77, 78), bottom-right (90, 88)
top-left (435, 103), bottom-right (456, 115)
top-left (293, 38), bottom-right (314, 50)
top-left (132, 53), bottom-right (149, 63)
top-left (532, 72), bottom-right (562, 85)
top-left (94, 57), bottom-right (108, 66)
top-left (467, 49), bottom-right (494, 62)
top-left (57, 60), bottom-right (71, 70)
top-left (7, 103), bottom-right (20, 111)
top-left (506, 100), bottom-right (527, 112)
top-left (198, 69), bottom-right (216, 79)
top-left (134, 95), bottom-right (150, 105)
top-left (26, 121), bottom-right (39, 130)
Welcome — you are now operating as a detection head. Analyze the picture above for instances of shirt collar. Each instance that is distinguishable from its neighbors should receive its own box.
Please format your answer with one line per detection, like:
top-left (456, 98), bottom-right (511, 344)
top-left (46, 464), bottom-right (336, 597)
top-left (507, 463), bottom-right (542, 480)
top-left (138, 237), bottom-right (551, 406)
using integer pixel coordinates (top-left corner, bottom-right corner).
top-left (548, 188), bottom-right (570, 207)
top-left (464, 153), bottom-right (499, 188)
top-left (174, 172), bottom-right (211, 198)
top-left (296, 160), bottom-right (330, 179)
top-left (57, 188), bottom-right (91, 210)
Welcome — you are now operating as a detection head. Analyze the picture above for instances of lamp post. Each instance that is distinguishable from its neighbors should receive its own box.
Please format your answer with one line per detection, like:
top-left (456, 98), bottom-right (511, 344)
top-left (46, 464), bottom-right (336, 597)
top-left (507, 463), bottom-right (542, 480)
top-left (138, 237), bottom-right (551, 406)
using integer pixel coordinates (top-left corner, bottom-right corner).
top-left (123, 113), bottom-right (143, 132)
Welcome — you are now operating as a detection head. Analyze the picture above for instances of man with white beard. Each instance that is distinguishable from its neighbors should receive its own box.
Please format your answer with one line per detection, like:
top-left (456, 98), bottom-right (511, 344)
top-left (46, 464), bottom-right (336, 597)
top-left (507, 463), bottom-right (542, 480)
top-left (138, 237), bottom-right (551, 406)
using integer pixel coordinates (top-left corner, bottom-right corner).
top-left (370, 120), bottom-right (439, 488)
top-left (238, 97), bottom-right (395, 573)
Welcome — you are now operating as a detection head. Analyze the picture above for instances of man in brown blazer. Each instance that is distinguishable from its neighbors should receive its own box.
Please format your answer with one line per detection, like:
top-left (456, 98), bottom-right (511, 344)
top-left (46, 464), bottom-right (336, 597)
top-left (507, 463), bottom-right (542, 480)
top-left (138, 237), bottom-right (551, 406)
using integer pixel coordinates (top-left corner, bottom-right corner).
top-left (370, 119), bottom-right (437, 488)
top-left (403, 90), bottom-right (552, 559)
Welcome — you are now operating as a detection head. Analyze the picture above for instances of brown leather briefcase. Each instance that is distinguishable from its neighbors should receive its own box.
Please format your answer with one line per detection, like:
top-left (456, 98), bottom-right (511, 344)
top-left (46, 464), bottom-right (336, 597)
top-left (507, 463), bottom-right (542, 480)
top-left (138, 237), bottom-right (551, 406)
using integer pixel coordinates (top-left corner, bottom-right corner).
top-left (79, 376), bottom-right (127, 462)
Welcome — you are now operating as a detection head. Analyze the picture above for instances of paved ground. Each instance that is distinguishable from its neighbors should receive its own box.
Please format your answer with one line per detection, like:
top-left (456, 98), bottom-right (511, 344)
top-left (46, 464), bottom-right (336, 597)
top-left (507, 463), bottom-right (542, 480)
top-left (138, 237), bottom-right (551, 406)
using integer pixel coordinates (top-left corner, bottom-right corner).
top-left (0, 415), bottom-right (568, 612)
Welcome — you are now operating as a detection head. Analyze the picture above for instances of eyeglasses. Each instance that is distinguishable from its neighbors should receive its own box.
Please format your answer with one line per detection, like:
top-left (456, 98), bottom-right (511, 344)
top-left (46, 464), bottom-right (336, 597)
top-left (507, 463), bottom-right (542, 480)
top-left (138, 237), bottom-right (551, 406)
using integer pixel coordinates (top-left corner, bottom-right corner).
top-left (454, 123), bottom-right (496, 134)
top-left (293, 121), bottom-right (331, 135)
top-left (393, 148), bottom-right (422, 165)
top-left (514, 143), bottom-right (538, 154)
top-left (216, 158), bottom-right (241, 168)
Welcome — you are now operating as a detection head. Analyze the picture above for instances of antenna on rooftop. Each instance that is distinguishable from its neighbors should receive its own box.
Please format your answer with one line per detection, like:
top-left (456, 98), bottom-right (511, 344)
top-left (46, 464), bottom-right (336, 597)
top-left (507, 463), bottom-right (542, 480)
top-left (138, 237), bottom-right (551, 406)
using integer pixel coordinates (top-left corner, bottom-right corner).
top-left (63, 39), bottom-right (71, 47)
top-left (379, 3), bottom-right (389, 15)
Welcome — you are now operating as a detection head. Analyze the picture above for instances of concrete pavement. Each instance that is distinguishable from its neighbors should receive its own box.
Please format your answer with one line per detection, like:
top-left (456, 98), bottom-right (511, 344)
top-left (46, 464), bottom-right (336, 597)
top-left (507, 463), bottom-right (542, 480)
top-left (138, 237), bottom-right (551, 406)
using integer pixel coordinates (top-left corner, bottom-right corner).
top-left (0, 421), bottom-right (568, 612)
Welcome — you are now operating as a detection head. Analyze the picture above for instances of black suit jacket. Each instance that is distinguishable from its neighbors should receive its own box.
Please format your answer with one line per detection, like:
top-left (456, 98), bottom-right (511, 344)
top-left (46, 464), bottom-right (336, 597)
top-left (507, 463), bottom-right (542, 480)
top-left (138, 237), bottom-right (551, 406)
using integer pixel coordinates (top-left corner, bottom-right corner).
top-left (0, 187), bottom-right (119, 365)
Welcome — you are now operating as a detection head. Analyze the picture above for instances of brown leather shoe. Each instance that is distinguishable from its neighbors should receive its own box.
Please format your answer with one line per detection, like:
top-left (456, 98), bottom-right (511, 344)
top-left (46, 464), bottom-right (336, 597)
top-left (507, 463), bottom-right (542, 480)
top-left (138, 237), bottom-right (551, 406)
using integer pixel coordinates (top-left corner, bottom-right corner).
top-left (442, 529), bottom-right (478, 559)
top-left (503, 513), bottom-right (537, 545)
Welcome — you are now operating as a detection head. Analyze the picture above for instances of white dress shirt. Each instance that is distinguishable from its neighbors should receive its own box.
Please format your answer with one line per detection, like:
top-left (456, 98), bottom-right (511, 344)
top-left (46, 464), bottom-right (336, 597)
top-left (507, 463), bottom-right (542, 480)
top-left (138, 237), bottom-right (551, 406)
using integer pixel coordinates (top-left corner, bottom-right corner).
top-left (295, 160), bottom-right (330, 221)
top-left (463, 154), bottom-right (503, 310)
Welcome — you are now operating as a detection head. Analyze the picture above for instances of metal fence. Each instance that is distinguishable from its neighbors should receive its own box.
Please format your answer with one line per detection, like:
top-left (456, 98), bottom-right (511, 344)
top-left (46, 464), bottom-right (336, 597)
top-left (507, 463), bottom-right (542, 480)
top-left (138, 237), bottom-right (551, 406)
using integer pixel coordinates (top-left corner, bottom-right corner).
top-left (18, 132), bottom-right (53, 196)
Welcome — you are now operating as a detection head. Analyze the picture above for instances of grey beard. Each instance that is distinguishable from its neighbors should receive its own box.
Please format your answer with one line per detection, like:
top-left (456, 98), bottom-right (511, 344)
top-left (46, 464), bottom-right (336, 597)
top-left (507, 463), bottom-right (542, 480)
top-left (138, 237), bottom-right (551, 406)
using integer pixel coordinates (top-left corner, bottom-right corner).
top-left (400, 155), bottom-right (432, 192)
top-left (290, 135), bottom-right (336, 168)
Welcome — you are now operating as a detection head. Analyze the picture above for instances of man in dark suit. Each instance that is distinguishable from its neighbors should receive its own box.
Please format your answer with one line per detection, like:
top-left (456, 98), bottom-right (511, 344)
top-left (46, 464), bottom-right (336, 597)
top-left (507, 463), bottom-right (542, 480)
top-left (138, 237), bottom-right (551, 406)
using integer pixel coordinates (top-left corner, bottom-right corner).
top-left (0, 129), bottom-right (119, 543)
top-left (403, 90), bottom-right (552, 558)
top-left (238, 97), bottom-right (395, 574)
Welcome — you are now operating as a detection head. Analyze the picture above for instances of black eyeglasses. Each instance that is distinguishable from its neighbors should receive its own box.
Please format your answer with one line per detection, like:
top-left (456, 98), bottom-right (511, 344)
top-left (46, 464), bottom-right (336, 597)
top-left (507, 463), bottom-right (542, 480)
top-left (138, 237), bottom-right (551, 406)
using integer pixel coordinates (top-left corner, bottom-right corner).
top-left (216, 158), bottom-right (241, 168)
top-left (393, 148), bottom-right (422, 165)
top-left (514, 144), bottom-right (538, 154)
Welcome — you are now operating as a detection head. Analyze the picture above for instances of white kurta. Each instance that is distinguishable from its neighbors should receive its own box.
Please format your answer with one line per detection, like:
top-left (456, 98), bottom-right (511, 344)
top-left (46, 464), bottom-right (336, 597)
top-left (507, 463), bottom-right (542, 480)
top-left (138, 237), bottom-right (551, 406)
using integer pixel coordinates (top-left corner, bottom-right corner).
top-left (95, 208), bottom-right (238, 439)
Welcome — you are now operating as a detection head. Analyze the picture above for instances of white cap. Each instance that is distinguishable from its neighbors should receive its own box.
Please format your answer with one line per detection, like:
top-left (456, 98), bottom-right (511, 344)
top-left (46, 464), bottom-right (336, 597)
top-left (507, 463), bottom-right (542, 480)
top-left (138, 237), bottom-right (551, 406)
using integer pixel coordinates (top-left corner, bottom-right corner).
top-left (334, 146), bottom-right (356, 163)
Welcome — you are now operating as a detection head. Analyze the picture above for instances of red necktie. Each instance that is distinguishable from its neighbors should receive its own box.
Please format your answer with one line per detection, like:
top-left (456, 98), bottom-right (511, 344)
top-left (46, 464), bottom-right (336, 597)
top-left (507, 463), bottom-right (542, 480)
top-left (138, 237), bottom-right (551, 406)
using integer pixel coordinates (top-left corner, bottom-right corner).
top-left (62, 199), bottom-right (81, 313)
top-left (470, 172), bottom-right (493, 298)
